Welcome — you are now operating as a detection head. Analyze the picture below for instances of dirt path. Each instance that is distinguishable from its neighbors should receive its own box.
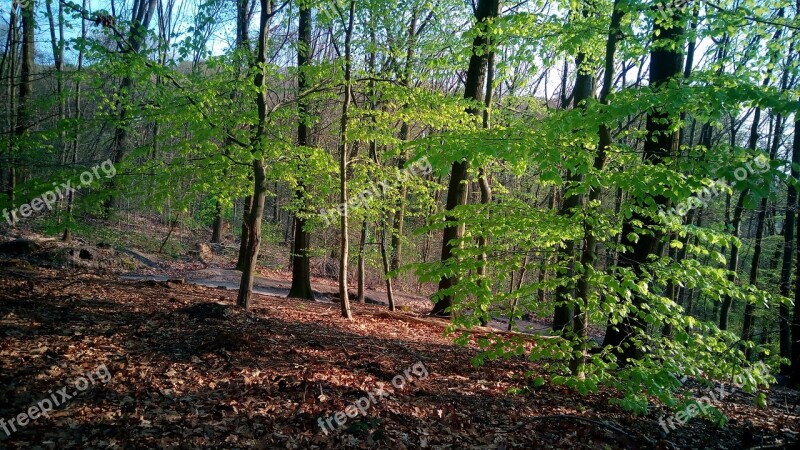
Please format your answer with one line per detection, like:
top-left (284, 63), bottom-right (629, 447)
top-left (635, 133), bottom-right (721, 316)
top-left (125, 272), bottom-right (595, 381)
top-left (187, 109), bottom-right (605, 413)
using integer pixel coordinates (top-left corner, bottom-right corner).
top-left (122, 267), bottom-right (431, 309)
top-left (120, 267), bottom-right (611, 345)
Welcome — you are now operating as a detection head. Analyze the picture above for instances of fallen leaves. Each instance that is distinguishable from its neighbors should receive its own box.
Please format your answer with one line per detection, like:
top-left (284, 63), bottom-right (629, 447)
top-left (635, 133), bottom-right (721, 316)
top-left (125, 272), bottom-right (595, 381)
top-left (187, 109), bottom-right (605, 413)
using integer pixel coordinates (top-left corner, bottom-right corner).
top-left (0, 266), bottom-right (797, 448)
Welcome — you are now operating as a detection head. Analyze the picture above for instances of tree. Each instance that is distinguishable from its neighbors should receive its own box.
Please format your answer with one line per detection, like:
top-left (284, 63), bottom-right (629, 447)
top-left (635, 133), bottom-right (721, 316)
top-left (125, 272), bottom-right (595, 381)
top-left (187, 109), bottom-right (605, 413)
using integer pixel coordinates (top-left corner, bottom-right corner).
top-left (601, 1), bottom-right (686, 363)
top-left (237, 0), bottom-right (277, 308)
top-left (336, 0), bottom-right (356, 319)
top-left (552, 4), bottom-right (595, 334)
top-left (287, 0), bottom-right (314, 300)
top-left (431, 0), bottom-right (500, 317)
top-left (741, 9), bottom-right (785, 357)
top-left (571, 0), bottom-right (624, 378)
top-left (106, 0), bottom-right (158, 212)
top-left (15, 0), bottom-right (34, 212)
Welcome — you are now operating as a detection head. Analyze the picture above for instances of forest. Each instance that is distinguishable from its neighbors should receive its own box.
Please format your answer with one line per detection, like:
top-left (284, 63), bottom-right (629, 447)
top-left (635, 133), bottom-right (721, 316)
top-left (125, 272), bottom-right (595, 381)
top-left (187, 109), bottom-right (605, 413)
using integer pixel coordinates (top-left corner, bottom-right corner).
top-left (1, 0), bottom-right (800, 447)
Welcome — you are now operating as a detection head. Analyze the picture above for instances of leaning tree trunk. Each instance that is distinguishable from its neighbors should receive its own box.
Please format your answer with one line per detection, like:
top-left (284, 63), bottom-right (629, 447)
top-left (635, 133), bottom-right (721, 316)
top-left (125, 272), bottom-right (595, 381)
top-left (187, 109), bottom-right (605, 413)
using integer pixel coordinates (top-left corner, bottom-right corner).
top-left (601, 1), bottom-right (685, 364)
top-left (431, 0), bottom-right (500, 317)
top-left (237, 0), bottom-right (273, 308)
top-left (233, 0), bottom-right (252, 271)
top-left (288, 1), bottom-right (314, 300)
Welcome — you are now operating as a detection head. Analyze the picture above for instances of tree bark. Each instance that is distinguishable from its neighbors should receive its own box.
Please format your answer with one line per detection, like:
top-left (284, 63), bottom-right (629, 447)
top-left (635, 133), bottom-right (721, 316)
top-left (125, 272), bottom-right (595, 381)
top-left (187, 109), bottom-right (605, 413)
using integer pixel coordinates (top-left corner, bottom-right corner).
top-left (778, 95), bottom-right (798, 377)
top-left (211, 201), bottom-right (224, 243)
top-left (719, 190), bottom-right (747, 330)
top-left (45, 0), bottom-right (66, 206)
top-left (743, 112), bottom-right (784, 357)
top-left (237, 0), bottom-right (273, 308)
top-left (789, 9), bottom-right (800, 385)
top-left (431, 0), bottom-right (500, 317)
top-left (236, 194), bottom-right (253, 270)
top-left (601, 1), bottom-right (685, 363)
top-left (357, 220), bottom-right (367, 303)
top-left (552, 45), bottom-right (593, 333)
top-left (337, 0), bottom-right (356, 319)
top-left (233, 0), bottom-right (252, 271)
top-left (571, 0), bottom-right (623, 377)
top-left (3, 6), bottom-right (18, 226)
top-left (288, 1), bottom-right (314, 300)
top-left (474, 44), bottom-right (495, 326)
top-left (106, 0), bottom-right (158, 213)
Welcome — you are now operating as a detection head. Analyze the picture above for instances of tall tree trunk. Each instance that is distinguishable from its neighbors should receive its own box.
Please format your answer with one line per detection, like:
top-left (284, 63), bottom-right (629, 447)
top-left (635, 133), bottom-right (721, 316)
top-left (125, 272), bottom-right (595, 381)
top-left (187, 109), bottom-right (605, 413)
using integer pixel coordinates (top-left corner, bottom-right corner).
top-left (45, 0), bottom-right (66, 212)
top-left (738, 5), bottom-right (786, 343)
top-left (237, 0), bottom-right (273, 308)
top-left (601, 1), bottom-right (685, 363)
top-left (106, 0), bottom-right (158, 213)
top-left (233, 0), bottom-right (252, 270)
top-left (744, 5), bottom-right (787, 350)
top-left (4, 3), bottom-right (19, 226)
top-left (288, 1), bottom-right (314, 300)
top-left (15, 0), bottom-right (34, 185)
top-left (64, 0), bottom-right (87, 236)
top-left (236, 194), bottom-right (253, 270)
top-left (474, 43), bottom-right (495, 326)
top-left (364, 9), bottom-right (394, 309)
top-left (790, 105), bottom-right (800, 385)
top-left (431, 0), bottom-right (500, 317)
top-left (743, 195), bottom-right (768, 358)
top-left (770, 35), bottom-right (795, 371)
top-left (552, 45), bottom-right (594, 332)
top-left (357, 220), bottom-right (367, 303)
top-left (379, 224), bottom-right (396, 311)
top-left (211, 201), bottom-right (224, 243)
top-left (743, 111), bottom-right (784, 357)
top-left (719, 190), bottom-right (747, 330)
top-left (571, 0), bottom-right (623, 377)
top-left (507, 252), bottom-right (530, 331)
top-left (779, 85), bottom-right (798, 377)
top-left (389, 10), bottom-right (420, 274)
top-left (337, 0), bottom-right (356, 319)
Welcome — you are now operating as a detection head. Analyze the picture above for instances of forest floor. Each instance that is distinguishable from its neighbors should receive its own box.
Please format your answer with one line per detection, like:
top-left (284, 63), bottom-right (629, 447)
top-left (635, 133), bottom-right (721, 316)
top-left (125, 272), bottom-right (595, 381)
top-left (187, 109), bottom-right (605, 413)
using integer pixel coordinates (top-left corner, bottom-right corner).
top-left (1, 232), bottom-right (799, 449)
